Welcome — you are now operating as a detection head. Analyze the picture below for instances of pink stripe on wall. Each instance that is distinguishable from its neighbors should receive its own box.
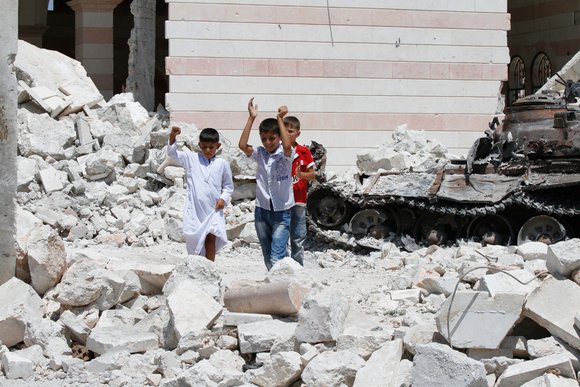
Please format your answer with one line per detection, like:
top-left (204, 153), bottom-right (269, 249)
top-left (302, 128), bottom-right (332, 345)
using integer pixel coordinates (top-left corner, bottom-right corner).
top-left (166, 58), bottom-right (507, 80)
top-left (168, 4), bottom-right (510, 30)
top-left (170, 111), bottom-right (495, 132)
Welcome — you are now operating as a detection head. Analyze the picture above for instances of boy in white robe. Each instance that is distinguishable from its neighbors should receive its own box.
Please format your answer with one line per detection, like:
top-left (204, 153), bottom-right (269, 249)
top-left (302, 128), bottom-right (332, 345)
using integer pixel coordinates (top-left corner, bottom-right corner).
top-left (168, 126), bottom-right (234, 261)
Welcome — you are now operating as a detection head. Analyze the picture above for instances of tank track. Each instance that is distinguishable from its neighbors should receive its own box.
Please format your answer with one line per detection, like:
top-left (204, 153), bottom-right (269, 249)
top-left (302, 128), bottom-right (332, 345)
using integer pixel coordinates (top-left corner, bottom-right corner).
top-left (307, 182), bottom-right (580, 250)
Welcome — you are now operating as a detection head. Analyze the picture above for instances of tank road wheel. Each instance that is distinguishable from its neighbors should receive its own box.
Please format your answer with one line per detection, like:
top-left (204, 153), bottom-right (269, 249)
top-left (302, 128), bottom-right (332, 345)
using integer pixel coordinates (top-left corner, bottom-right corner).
top-left (307, 189), bottom-right (354, 229)
top-left (467, 215), bottom-right (515, 246)
top-left (349, 207), bottom-right (399, 239)
top-left (414, 213), bottom-right (462, 246)
top-left (517, 215), bottom-right (566, 245)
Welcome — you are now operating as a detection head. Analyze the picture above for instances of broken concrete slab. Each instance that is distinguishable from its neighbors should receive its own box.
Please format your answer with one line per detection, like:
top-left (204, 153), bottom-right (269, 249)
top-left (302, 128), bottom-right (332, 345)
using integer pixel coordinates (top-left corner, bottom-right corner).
top-left (86, 326), bottom-right (158, 354)
top-left (38, 166), bottom-right (65, 193)
top-left (0, 278), bottom-right (44, 347)
top-left (412, 343), bottom-right (487, 387)
top-left (527, 336), bottom-right (580, 372)
top-left (250, 351), bottom-right (302, 387)
top-left (336, 326), bottom-right (394, 360)
top-left (220, 311), bottom-right (274, 327)
top-left (501, 336), bottom-right (528, 358)
top-left (265, 257), bottom-right (315, 288)
top-left (517, 242), bottom-right (549, 261)
top-left (475, 269), bottom-right (539, 297)
top-left (416, 276), bottom-right (458, 297)
top-left (166, 279), bottom-right (222, 340)
top-left (495, 353), bottom-right (577, 387)
top-left (237, 320), bottom-right (297, 354)
top-left (1, 351), bottom-right (34, 379)
top-left (436, 291), bottom-right (525, 349)
top-left (353, 339), bottom-right (403, 387)
top-left (59, 310), bottom-right (91, 345)
top-left (224, 281), bottom-right (308, 317)
top-left (26, 225), bottom-right (67, 294)
top-left (524, 276), bottom-right (580, 350)
top-left (295, 285), bottom-right (349, 343)
top-left (546, 239), bottom-right (580, 277)
top-left (302, 350), bottom-right (365, 387)
top-left (163, 256), bottom-right (222, 301)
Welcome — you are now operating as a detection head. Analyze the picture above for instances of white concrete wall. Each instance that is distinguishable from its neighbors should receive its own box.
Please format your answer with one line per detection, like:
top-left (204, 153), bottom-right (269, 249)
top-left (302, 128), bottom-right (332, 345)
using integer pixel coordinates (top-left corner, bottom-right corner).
top-left (165, 0), bottom-right (510, 172)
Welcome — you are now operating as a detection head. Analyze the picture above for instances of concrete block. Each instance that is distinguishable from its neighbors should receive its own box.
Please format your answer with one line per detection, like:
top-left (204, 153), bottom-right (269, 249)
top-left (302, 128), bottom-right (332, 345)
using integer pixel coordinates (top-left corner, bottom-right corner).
top-left (527, 336), bottom-right (580, 372)
top-left (302, 350), bottom-right (365, 387)
top-left (295, 286), bottom-right (349, 343)
top-left (26, 225), bottom-right (67, 295)
top-left (221, 311), bottom-right (274, 327)
top-left (0, 278), bottom-right (44, 347)
top-left (496, 353), bottom-right (576, 387)
top-left (86, 326), bottom-right (158, 354)
top-left (1, 351), bottom-right (34, 379)
top-left (265, 257), bottom-right (315, 288)
top-left (59, 310), bottom-right (91, 345)
top-left (86, 349), bottom-right (130, 372)
top-left (163, 256), bottom-right (222, 301)
top-left (166, 279), bottom-right (222, 340)
top-left (38, 166), bottom-right (64, 193)
top-left (251, 351), bottom-right (302, 387)
top-left (476, 269), bottom-right (539, 297)
top-left (416, 276), bottom-right (458, 297)
top-left (412, 343), bottom-right (487, 387)
top-left (467, 348), bottom-right (513, 361)
top-left (517, 242), bottom-right (549, 261)
top-left (336, 326), bottom-right (394, 360)
top-left (436, 291), bottom-right (525, 349)
top-left (524, 277), bottom-right (580, 350)
top-left (390, 289), bottom-right (421, 304)
top-left (237, 320), bottom-right (297, 354)
top-left (546, 239), bottom-right (580, 276)
top-left (353, 339), bottom-right (403, 387)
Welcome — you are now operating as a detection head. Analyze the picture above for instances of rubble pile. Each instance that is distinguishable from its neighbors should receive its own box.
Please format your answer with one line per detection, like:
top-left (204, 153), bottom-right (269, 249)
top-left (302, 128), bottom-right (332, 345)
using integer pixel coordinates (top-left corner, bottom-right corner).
top-left (3, 42), bottom-right (580, 387)
top-left (356, 124), bottom-right (450, 174)
top-left (1, 237), bottom-right (580, 386)
top-left (14, 40), bottom-right (257, 258)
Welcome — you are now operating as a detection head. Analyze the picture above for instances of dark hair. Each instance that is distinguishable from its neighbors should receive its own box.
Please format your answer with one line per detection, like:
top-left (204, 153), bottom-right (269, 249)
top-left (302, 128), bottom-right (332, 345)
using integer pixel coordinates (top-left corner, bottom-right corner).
top-left (258, 118), bottom-right (280, 135)
top-left (284, 116), bottom-right (300, 130)
top-left (199, 127), bottom-right (220, 143)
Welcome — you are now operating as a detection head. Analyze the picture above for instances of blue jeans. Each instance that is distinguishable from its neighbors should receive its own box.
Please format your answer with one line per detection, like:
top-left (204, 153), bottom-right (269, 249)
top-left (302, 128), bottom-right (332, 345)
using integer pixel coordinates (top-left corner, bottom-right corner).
top-left (255, 206), bottom-right (291, 270)
top-left (290, 205), bottom-right (306, 266)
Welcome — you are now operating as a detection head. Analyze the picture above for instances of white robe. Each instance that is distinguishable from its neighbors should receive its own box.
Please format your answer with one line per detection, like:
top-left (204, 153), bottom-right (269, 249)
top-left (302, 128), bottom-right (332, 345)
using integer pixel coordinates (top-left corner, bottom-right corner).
top-left (168, 143), bottom-right (234, 256)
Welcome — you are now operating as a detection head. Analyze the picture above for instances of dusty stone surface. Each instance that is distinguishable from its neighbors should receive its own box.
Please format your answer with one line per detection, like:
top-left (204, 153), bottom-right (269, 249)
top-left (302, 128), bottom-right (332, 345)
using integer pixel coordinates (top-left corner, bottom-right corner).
top-left (353, 339), bottom-right (403, 387)
top-left (412, 343), bottom-right (487, 387)
top-left (301, 350), bottom-right (365, 387)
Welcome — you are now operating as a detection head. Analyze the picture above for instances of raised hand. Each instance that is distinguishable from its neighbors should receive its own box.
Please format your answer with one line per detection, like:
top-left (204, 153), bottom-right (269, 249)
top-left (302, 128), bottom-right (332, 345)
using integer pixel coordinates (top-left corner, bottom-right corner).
top-left (277, 105), bottom-right (288, 119)
top-left (248, 97), bottom-right (258, 118)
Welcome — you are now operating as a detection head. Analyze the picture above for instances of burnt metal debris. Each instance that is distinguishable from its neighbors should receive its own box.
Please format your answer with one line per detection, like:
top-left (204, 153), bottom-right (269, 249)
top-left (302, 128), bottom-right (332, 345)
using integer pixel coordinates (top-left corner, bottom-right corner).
top-left (307, 81), bottom-right (580, 250)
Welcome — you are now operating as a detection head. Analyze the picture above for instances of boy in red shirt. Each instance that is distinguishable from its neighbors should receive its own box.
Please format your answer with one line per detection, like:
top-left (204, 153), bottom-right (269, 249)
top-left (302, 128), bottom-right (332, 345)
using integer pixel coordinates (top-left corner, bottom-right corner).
top-left (284, 116), bottom-right (315, 265)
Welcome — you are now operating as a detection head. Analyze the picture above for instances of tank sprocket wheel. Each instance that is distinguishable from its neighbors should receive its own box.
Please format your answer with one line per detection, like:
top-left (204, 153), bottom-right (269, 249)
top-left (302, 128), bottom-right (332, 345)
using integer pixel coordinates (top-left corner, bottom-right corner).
top-left (307, 187), bottom-right (356, 229)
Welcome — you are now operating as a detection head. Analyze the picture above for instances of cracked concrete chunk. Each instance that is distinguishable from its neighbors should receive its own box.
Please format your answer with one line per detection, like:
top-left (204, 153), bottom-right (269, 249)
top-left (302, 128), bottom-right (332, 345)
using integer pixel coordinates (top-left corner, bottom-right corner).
top-left (524, 277), bottom-right (580, 350)
top-left (495, 353), bottom-right (577, 387)
top-left (412, 343), bottom-right (487, 387)
top-left (436, 291), bottom-right (525, 349)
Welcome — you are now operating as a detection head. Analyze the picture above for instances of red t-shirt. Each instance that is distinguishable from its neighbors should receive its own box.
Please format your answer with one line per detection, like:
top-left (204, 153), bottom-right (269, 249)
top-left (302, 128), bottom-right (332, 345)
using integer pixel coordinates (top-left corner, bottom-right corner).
top-left (292, 144), bottom-right (315, 205)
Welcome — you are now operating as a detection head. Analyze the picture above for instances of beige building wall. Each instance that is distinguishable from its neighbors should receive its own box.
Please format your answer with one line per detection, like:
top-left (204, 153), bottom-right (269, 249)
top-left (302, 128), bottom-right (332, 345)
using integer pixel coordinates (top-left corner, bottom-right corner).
top-left (165, 0), bottom-right (510, 172)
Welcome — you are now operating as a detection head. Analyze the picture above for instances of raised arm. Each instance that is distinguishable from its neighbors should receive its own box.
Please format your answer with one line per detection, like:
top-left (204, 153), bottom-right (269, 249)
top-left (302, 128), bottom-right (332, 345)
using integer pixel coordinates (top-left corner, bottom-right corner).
top-left (167, 126), bottom-right (186, 166)
top-left (238, 97), bottom-right (257, 157)
top-left (277, 105), bottom-right (291, 157)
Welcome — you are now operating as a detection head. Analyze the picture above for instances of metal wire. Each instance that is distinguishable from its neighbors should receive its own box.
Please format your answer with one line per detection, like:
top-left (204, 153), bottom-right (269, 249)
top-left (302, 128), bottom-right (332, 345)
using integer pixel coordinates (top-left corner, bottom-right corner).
top-left (445, 263), bottom-right (549, 349)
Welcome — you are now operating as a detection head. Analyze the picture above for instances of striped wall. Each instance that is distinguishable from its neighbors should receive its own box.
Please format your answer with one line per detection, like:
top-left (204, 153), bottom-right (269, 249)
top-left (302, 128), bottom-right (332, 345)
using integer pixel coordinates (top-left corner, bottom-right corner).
top-left (509, 0), bottom-right (580, 93)
top-left (165, 0), bottom-right (510, 172)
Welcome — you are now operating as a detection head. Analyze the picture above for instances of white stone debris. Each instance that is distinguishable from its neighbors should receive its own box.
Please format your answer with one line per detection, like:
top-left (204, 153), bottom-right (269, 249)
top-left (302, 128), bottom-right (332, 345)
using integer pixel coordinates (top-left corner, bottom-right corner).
top-left (5, 40), bottom-right (580, 387)
top-left (301, 350), bottom-right (365, 387)
top-left (524, 276), bottom-right (580, 350)
top-left (436, 291), bottom-right (526, 349)
top-left (412, 343), bottom-right (487, 387)
top-left (295, 285), bottom-right (350, 343)
top-left (353, 339), bottom-right (403, 387)
top-left (495, 353), bottom-right (577, 387)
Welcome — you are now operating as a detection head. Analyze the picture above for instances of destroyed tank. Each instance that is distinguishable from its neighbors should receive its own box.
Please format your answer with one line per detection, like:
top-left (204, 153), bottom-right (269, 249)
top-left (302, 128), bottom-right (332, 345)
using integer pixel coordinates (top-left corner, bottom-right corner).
top-left (307, 85), bottom-right (580, 250)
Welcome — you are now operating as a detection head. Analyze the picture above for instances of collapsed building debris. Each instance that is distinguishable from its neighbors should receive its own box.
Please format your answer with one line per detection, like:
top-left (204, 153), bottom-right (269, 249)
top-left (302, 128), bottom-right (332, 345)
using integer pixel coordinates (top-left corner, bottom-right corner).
top-left (3, 42), bottom-right (580, 387)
